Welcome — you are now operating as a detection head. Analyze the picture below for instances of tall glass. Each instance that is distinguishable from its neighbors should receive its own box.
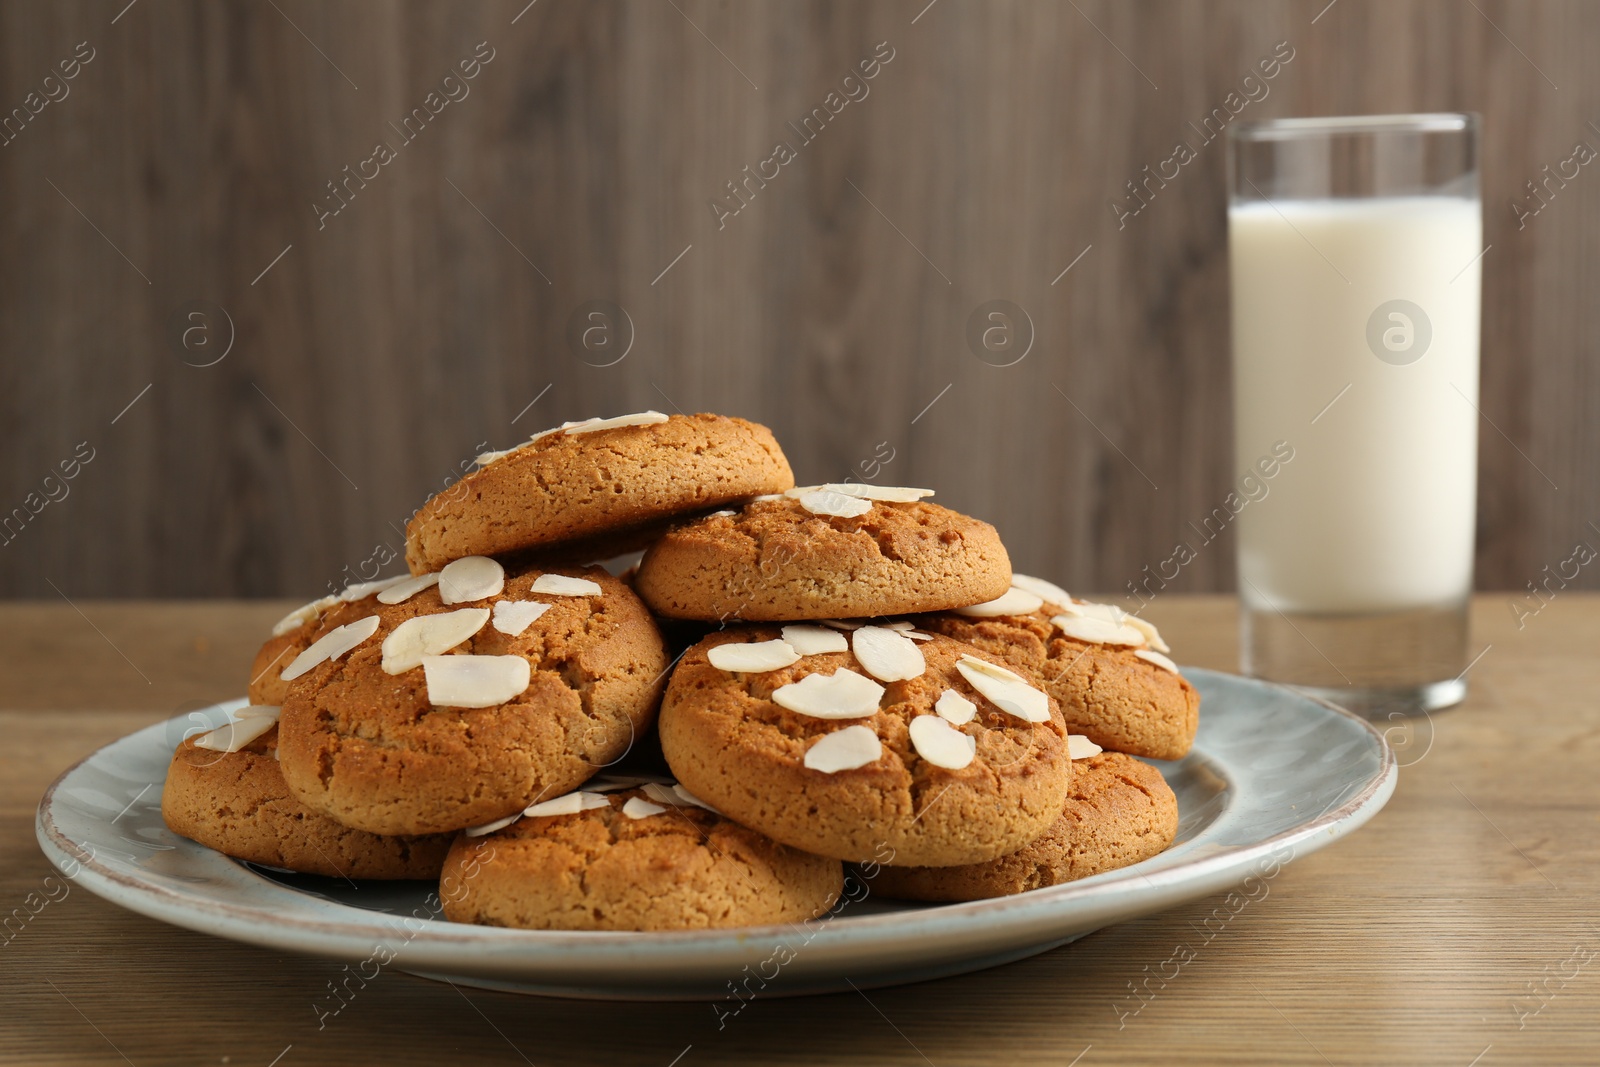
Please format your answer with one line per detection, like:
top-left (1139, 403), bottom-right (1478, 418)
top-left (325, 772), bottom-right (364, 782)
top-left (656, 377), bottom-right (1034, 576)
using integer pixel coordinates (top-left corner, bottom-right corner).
top-left (1227, 114), bottom-right (1481, 718)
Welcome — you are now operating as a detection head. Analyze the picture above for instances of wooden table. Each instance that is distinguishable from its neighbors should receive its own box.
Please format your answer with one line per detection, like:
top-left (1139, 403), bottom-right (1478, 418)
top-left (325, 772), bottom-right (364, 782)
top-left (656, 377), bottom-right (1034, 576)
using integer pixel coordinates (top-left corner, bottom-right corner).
top-left (2, 596), bottom-right (1596, 1066)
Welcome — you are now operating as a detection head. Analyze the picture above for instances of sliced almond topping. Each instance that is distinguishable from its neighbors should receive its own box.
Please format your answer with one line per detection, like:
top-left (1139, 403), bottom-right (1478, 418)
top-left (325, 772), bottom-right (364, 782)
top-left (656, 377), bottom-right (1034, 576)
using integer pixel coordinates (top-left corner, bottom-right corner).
top-left (622, 797), bottom-right (667, 819)
top-left (438, 556), bottom-right (505, 604)
top-left (473, 448), bottom-right (513, 467)
top-left (1079, 601), bottom-right (1129, 624)
top-left (271, 595), bottom-right (338, 637)
top-left (673, 784), bottom-right (717, 811)
top-left (883, 620), bottom-right (915, 630)
top-left (934, 689), bottom-right (977, 725)
top-left (771, 668), bottom-right (884, 719)
top-left (752, 493), bottom-right (785, 502)
top-left (422, 654), bottom-right (531, 708)
top-left (492, 599), bottom-right (552, 636)
top-left (1068, 734), bottom-right (1104, 760)
top-left (802, 725), bottom-right (882, 773)
top-left (281, 616), bottom-right (380, 681)
top-left (1135, 648), bottom-right (1180, 674)
top-left (909, 715), bottom-right (976, 770)
top-left (639, 781), bottom-right (718, 812)
top-left (851, 626), bottom-right (926, 682)
top-left (338, 574), bottom-right (411, 602)
top-left (1008, 573), bottom-right (1073, 610)
top-left (796, 489), bottom-right (873, 518)
top-left (954, 587), bottom-right (1044, 617)
top-left (562, 411), bottom-right (670, 435)
top-left (194, 706), bottom-right (281, 753)
top-left (1125, 616), bottom-right (1171, 653)
top-left (817, 619), bottom-right (863, 631)
top-left (381, 608), bottom-right (491, 674)
top-left (463, 812), bottom-right (522, 837)
top-left (955, 655), bottom-right (1051, 723)
top-left (710, 509), bottom-right (736, 518)
top-left (786, 483), bottom-right (934, 503)
top-left (377, 572), bottom-right (440, 605)
top-left (529, 573), bottom-right (604, 597)
top-left (780, 625), bottom-right (849, 655)
top-left (708, 639), bottom-right (801, 673)
top-left (524, 791), bottom-right (611, 817)
top-left (1053, 614), bottom-right (1146, 648)
top-left (902, 631), bottom-right (934, 642)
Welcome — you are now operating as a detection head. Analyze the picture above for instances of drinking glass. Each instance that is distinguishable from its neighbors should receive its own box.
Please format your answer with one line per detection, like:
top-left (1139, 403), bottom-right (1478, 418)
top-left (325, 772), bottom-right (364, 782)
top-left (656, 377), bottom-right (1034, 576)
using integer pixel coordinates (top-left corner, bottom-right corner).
top-left (1227, 114), bottom-right (1481, 718)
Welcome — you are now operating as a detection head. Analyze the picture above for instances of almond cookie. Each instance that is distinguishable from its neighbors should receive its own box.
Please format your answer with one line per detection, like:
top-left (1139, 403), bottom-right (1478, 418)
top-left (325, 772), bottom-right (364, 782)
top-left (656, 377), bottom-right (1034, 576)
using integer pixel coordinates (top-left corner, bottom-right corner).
top-left (659, 625), bottom-right (1070, 867)
top-left (867, 749), bottom-right (1178, 901)
top-left (634, 486), bottom-right (1012, 621)
top-left (920, 576), bottom-right (1199, 760)
top-left (161, 719), bottom-right (453, 879)
top-left (277, 561), bottom-right (668, 836)
top-left (440, 782), bottom-right (842, 931)
top-left (404, 412), bottom-right (794, 573)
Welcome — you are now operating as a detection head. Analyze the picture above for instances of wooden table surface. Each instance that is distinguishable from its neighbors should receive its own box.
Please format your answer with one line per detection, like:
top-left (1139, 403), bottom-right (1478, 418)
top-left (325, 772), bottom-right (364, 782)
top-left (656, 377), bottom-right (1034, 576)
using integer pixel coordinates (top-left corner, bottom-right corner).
top-left (2, 595), bottom-right (1596, 1066)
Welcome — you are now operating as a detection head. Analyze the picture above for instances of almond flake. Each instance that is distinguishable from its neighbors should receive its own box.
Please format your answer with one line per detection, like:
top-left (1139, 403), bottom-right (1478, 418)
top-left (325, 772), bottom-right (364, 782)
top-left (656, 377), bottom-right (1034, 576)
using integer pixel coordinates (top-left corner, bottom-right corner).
top-left (622, 797), bottom-right (667, 819)
top-left (954, 587), bottom-right (1044, 617)
top-left (673, 784), bottom-right (717, 811)
top-left (463, 812), bottom-right (522, 837)
top-left (934, 689), bottom-right (977, 725)
top-left (902, 631), bottom-right (934, 642)
top-left (817, 619), bottom-right (863, 630)
top-left (1053, 614), bottom-right (1146, 648)
top-left (851, 626), bottom-right (926, 682)
top-left (271, 595), bottom-right (338, 637)
top-left (752, 493), bottom-right (785, 502)
top-left (772, 668), bottom-right (884, 719)
top-left (524, 791), bottom-right (612, 817)
top-left (796, 489), bottom-right (873, 518)
top-left (1126, 616), bottom-right (1171, 653)
top-left (339, 574), bottom-right (411, 602)
top-left (780, 625), bottom-right (849, 655)
top-left (955, 655), bottom-right (1051, 723)
top-left (492, 599), bottom-right (552, 636)
top-left (1078, 601), bottom-right (1130, 624)
top-left (708, 639), bottom-right (801, 673)
top-left (381, 608), bottom-right (491, 674)
top-left (438, 556), bottom-right (505, 604)
top-left (474, 448), bottom-right (513, 467)
top-left (909, 715), bottom-right (976, 770)
top-left (1008, 574), bottom-right (1073, 610)
top-left (529, 573), bottom-right (604, 597)
top-left (710, 509), bottom-right (737, 518)
top-left (422, 654), bottom-right (531, 708)
top-left (281, 615), bottom-right (380, 681)
top-left (1135, 648), bottom-right (1180, 674)
top-left (802, 725), bottom-right (882, 773)
top-left (562, 411), bottom-right (670, 435)
top-left (883, 620), bottom-right (914, 630)
top-left (377, 572), bottom-right (440, 605)
top-left (787, 484), bottom-right (934, 503)
top-left (1068, 734), bottom-right (1104, 760)
top-left (638, 781), bottom-right (718, 812)
top-left (194, 706), bottom-right (281, 753)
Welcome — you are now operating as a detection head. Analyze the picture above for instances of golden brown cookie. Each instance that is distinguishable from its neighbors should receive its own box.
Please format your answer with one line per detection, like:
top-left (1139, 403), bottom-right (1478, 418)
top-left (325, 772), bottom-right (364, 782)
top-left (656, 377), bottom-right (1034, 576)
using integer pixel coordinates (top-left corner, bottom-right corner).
top-left (867, 751), bottom-right (1178, 901)
top-left (659, 626), bottom-right (1070, 867)
top-left (161, 725), bottom-right (453, 879)
top-left (405, 412), bottom-right (793, 573)
top-left (277, 562), bottom-right (668, 836)
top-left (634, 491), bottom-right (1012, 621)
top-left (920, 582), bottom-right (1198, 760)
top-left (439, 784), bottom-right (843, 931)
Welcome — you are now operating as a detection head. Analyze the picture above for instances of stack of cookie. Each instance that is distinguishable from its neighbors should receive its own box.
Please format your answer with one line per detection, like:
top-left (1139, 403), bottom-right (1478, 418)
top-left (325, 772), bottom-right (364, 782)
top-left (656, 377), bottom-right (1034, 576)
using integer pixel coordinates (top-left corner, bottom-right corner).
top-left (162, 412), bottom-right (1199, 931)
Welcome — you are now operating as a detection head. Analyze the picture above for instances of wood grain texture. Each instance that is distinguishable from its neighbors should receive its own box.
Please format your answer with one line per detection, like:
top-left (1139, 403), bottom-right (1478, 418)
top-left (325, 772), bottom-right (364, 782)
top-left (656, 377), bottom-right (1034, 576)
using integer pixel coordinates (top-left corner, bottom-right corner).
top-left (0, 1), bottom-right (1597, 599)
top-left (3, 595), bottom-right (1597, 1065)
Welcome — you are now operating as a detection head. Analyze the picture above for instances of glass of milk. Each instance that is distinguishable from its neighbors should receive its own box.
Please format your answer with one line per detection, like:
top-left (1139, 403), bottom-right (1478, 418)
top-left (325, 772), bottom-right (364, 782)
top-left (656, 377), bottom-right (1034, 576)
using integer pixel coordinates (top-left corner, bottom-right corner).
top-left (1227, 114), bottom-right (1480, 718)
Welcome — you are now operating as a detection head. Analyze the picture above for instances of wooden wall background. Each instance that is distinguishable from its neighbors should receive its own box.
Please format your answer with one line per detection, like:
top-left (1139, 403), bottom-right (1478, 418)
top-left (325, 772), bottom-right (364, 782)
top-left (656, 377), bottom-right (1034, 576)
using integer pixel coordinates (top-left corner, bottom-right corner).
top-left (2, 0), bottom-right (1598, 600)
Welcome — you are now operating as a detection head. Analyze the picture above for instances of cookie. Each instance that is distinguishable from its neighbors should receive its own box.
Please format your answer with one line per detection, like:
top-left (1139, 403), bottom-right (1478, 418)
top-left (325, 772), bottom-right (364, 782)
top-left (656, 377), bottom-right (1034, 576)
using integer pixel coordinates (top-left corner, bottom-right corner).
top-left (250, 593), bottom-right (374, 705)
top-left (161, 723), bottom-right (453, 879)
top-left (276, 561), bottom-right (669, 835)
top-left (919, 577), bottom-right (1199, 760)
top-left (405, 412), bottom-right (794, 573)
top-left (867, 750), bottom-right (1178, 901)
top-left (659, 625), bottom-right (1070, 867)
top-left (440, 783), bottom-right (843, 931)
top-left (634, 488), bottom-right (1012, 621)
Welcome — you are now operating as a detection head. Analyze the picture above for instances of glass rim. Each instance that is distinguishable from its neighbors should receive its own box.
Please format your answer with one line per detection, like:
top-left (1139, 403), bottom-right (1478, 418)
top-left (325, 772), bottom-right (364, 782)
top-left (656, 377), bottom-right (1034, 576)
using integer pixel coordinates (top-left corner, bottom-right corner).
top-left (1229, 113), bottom-right (1478, 141)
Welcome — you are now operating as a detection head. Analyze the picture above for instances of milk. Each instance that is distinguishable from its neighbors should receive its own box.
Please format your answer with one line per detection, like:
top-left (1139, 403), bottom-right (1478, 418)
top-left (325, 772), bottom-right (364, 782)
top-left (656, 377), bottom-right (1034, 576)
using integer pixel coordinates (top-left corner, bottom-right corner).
top-left (1230, 196), bottom-right (1481, 614)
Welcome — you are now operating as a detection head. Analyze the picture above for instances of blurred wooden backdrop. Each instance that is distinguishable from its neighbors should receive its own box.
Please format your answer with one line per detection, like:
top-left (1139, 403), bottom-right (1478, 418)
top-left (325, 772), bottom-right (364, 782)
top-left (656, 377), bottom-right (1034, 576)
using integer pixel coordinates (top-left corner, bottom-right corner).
top-left (2, 0), bottom-right (1597, 599)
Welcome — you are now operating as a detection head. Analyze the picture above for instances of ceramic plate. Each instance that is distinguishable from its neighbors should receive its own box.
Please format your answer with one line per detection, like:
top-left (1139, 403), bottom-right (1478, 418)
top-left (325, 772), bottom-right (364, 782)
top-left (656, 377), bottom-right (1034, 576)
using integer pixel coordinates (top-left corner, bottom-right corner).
top-left (36, 668), bottom-right (1394, 1000)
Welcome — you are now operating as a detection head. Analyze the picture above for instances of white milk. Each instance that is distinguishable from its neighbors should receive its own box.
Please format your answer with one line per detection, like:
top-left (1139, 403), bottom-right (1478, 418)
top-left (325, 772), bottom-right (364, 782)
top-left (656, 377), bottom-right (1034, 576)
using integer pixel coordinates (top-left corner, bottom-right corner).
top-left (1230, 196), bottom-right (1481, 614)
